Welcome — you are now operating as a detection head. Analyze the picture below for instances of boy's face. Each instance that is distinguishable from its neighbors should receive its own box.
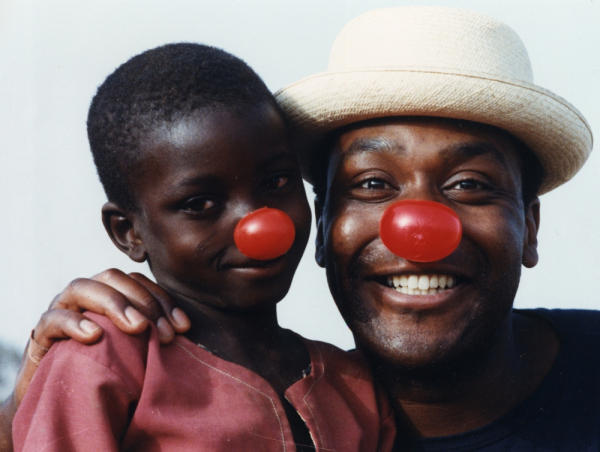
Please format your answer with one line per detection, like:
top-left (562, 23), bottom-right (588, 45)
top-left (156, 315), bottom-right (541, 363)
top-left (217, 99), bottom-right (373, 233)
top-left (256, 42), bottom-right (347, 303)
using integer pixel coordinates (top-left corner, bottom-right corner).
top-left (126, 103), bottom-right (311, 311)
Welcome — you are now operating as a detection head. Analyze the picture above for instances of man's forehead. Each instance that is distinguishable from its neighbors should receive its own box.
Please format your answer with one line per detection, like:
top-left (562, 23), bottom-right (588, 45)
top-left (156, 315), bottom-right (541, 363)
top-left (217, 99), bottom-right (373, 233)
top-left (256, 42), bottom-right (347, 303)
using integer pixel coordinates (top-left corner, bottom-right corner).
top-left (331, 116), bottom-right (520, 168)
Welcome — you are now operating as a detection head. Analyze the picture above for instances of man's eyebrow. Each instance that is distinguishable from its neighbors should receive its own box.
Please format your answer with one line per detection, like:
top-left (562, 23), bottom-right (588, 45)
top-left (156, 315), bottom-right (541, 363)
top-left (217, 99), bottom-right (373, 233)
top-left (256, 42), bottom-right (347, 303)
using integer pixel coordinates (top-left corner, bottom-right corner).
top-left (441, 142), bottom-right (509, 169)
top-left (343, 138), bottom-right (403, 159)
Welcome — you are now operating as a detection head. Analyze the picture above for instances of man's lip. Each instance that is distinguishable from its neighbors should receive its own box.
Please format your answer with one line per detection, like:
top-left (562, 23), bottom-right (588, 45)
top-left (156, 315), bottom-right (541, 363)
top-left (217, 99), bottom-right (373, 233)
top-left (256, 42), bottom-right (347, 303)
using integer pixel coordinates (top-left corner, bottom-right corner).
top-left (362, 263), bottom-right (472, 310)
top-left (367, 263), bottom-right (470, 281)
top-left (368, 278), bottom-right (467, 311)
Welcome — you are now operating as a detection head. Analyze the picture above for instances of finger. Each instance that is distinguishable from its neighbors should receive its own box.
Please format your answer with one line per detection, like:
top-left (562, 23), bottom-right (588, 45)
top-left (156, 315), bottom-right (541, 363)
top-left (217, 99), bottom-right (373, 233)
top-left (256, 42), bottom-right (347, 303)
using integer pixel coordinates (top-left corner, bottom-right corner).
top-left (50, 277), bottom-right (149, 334)
top-left (33, 309), bottom-right (104, 350)
top-left (128, 273), bottom-right (191, 334)
top-left (91, 269), bottom-right (169, 324)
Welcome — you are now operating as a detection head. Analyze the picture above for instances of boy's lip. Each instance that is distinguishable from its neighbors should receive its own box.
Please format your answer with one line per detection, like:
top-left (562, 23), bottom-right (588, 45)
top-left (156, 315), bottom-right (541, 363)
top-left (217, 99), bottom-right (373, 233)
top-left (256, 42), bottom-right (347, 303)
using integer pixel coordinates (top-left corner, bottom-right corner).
top-left (223, 255), bottom-right (288, 278)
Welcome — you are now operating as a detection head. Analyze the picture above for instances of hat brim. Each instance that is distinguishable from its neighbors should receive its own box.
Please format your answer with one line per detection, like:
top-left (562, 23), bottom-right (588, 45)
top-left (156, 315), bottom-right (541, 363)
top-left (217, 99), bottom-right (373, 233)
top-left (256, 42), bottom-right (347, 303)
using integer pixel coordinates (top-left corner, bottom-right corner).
top-left (276, 69), bottom-right (593, 195)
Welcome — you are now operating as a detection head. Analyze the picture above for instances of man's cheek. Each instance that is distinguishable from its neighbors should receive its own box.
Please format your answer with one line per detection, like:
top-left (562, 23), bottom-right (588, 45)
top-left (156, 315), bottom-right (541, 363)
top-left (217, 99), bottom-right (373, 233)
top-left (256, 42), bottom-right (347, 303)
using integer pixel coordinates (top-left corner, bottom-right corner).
top-left (462, 208), bottom-right (525, 262)
top-left (328, 207), bottom-right (379, 260)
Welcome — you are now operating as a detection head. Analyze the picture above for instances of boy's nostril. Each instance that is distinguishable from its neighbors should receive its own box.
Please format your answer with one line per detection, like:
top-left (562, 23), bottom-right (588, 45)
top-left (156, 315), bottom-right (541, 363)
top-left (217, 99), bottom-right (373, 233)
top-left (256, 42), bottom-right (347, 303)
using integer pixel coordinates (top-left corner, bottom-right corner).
top-left (234, 207), bottom-right (296, 260)
top-left (379, 200), bottom-right (462, 262)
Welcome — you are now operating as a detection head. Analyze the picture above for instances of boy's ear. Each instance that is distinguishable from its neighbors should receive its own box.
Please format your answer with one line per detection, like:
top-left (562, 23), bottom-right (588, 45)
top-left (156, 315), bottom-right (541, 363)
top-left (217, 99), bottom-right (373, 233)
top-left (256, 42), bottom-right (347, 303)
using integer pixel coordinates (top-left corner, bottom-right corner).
top-left (522, 197), bottom-right (540, 268)
top-left (101, 202), bottom-right (147, 263)
top-left (314, 199), bottom-right (325, 268)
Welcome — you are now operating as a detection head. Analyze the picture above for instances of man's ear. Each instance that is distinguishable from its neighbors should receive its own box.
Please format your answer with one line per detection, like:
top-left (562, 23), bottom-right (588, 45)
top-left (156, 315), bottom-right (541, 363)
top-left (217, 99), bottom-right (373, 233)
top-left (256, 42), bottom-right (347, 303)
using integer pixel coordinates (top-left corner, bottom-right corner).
top-left (522, 197), bottom-right (540, 268)
top-left (101, 202), bottom-right (147, 263)
top-left (314, 199), bottom-right (326, 268)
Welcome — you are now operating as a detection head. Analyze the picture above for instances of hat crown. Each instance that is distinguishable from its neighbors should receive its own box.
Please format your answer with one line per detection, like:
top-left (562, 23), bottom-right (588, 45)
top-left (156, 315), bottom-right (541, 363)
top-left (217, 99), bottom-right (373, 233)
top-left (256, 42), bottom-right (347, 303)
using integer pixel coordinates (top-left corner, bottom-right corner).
top-left (329, 6), bottom-right (534, 84)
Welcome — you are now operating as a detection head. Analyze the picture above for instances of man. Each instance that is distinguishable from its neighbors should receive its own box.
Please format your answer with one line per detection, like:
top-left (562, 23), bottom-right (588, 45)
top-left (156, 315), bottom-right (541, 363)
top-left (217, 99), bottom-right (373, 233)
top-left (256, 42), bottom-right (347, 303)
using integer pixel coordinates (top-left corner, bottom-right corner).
top-left (273, 7), bottom-right (596, 449)
top-left (2, 7), bottom-right (596, 451)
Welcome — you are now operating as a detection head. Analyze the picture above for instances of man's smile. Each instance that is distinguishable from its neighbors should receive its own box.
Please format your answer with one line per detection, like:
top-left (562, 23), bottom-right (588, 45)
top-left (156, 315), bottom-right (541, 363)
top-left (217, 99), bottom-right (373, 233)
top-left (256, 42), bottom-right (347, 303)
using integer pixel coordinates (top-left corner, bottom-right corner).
top-left (365, 265), bottom-right (469, 312)
top-left (386, 273), bottom-right (457, 295)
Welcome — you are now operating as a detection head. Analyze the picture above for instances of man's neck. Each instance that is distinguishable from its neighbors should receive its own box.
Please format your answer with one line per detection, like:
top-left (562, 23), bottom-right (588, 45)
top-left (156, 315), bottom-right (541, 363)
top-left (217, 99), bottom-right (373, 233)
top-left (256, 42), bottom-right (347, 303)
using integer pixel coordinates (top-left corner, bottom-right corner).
top-left (370, 311), bottom-right (560, 439)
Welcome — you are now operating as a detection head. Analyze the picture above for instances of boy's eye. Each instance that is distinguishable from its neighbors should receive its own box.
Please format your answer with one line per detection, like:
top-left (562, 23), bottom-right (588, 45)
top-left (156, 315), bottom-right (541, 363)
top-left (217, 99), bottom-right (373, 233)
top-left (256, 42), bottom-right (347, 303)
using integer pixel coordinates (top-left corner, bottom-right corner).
top-left (361, 178), bottom-right (390, 190)
top-left (181, 197), bottom-right (218, 213)
top-left (264, 174), bottom-right (290, 191)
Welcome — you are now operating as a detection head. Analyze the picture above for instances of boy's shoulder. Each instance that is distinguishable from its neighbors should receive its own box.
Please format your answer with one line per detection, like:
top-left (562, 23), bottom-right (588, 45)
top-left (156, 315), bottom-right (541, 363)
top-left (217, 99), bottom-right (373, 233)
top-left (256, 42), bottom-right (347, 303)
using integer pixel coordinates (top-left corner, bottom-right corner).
top-left (302, 338), bottom-right (375, 382)
top-left (41, 311), bottom-right (157, 393)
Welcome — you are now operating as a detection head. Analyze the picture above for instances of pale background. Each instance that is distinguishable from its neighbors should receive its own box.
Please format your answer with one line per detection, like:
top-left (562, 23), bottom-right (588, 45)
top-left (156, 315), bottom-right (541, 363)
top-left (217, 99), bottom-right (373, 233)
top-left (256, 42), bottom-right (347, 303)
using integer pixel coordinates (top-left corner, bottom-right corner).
top-left (0, 0), bottom-right (598, 358)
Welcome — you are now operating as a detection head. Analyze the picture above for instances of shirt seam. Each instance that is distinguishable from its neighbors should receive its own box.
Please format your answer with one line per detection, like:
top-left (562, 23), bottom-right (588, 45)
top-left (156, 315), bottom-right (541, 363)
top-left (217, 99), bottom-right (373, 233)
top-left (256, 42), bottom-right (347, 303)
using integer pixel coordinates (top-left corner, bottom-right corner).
top-left (174, 341), bottom-right (288, 452)
top-left (302, 344), bottom-right (326, 449)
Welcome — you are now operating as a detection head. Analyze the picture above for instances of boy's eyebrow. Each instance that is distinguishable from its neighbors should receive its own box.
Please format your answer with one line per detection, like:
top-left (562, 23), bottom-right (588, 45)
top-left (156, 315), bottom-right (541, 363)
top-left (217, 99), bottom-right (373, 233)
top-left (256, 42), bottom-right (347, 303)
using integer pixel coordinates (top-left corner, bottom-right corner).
top-left (259, 151), bottom-right (299, 168)
top-left (173, 152), bottom-right (298, 188)
top-left (175, 174), bottom-right (225, 189)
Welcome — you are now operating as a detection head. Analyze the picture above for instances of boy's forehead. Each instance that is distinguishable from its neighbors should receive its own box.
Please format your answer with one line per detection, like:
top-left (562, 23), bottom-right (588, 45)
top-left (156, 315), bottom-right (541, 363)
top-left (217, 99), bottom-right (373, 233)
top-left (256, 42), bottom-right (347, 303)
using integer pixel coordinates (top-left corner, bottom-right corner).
top-left (134, 103), bottom-right (293, 183)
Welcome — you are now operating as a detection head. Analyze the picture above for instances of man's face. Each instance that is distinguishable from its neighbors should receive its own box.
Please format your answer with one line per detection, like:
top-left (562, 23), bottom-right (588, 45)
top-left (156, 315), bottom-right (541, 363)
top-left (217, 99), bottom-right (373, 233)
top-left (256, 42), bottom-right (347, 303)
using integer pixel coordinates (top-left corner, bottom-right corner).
top-left (316, 117), bottom-right (539, 370)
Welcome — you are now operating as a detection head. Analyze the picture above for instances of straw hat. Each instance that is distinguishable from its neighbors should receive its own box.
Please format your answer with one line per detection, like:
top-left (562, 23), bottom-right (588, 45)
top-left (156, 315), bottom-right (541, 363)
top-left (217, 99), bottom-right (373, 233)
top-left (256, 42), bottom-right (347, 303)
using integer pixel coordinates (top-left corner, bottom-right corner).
top-left (275, 7), bottom-right (593, 194)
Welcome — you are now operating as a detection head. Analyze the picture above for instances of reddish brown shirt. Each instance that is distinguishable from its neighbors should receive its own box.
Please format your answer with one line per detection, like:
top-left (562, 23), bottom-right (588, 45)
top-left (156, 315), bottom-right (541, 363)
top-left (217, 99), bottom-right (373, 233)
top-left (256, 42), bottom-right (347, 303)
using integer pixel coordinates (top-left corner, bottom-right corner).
top-left (14, 312), bottom-right (395, 451)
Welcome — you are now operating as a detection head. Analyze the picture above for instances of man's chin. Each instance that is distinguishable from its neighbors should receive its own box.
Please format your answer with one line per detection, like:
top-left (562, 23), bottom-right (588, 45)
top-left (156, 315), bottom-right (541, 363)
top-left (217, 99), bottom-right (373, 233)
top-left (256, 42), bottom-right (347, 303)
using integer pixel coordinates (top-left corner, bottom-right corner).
top-left (355, 320), bottom-right (467, 370)
top-left (350, 308), bottom-right (506, 380)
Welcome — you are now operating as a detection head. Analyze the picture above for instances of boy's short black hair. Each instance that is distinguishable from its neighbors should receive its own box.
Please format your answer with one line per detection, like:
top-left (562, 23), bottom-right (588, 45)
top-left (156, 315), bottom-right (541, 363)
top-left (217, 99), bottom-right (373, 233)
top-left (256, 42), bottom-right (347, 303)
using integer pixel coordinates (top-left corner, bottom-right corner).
top-left (87, 43), bottom-right (276, 211)
top-left (310, 119), bottom-right (545, 210)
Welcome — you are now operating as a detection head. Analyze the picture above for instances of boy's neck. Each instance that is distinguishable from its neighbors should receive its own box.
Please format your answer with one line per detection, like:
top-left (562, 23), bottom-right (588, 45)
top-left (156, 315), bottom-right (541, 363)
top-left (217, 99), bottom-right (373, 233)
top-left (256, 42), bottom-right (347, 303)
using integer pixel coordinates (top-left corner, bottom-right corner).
top-left (166, 289), bottom-right (311, 397)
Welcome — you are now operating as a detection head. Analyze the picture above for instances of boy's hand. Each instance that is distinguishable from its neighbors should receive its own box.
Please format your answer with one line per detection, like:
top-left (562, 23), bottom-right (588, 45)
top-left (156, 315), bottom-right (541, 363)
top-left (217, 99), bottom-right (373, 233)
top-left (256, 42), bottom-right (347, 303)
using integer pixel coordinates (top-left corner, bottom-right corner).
top-left (13, 269), bottom-right (191, 408)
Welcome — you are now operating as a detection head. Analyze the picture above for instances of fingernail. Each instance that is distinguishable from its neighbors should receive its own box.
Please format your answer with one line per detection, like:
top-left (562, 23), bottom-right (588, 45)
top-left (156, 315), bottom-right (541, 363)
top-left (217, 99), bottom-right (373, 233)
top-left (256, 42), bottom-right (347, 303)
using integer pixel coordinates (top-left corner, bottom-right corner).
top-left (157, 317), bottom-right (174, 342)
top-left (80, 319), bottom-right (100, 335)
top-left (171, 308), bottom-right (190, 328)
top-left (124, 306), bottom-right (146, 326)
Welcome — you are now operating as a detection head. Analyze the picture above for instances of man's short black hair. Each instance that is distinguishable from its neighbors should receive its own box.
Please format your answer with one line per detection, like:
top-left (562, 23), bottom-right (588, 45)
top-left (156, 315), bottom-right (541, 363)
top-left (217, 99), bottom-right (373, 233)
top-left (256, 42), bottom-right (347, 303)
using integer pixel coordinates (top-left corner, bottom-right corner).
top-left (87, 43), bottom-right (276, 211)
top-left (310, 119), bottom-right (545, 210)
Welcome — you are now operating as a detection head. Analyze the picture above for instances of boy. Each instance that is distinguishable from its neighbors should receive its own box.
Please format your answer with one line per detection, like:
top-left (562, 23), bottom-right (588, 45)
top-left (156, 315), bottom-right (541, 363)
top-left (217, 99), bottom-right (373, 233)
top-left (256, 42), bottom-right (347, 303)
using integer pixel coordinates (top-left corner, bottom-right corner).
top-left (13, 43), bottom-right (394, 451)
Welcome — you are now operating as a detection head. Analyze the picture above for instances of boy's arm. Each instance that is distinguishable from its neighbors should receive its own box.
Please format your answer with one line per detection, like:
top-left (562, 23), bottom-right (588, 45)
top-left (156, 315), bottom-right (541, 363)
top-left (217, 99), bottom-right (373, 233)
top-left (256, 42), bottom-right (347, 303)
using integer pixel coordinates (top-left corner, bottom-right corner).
top-left (13, 313), bottom-right (147, 451)
top-left (0, 269), bottom-right (190, 452)
top-left (0, 396), bottom-right (16, 452)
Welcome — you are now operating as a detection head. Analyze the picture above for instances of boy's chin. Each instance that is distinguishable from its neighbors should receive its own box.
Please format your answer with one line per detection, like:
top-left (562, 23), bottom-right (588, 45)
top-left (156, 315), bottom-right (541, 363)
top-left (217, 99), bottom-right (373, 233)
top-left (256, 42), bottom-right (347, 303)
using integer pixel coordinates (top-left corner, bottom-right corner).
top-left (162, 278), bottom-right (293, 314)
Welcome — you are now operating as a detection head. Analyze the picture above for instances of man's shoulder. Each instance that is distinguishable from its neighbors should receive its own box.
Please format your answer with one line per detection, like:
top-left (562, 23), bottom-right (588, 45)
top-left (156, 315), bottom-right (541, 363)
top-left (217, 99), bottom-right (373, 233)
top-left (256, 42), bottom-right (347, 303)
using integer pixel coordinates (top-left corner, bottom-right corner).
top-left (519, 308), bottom-right (600, 338)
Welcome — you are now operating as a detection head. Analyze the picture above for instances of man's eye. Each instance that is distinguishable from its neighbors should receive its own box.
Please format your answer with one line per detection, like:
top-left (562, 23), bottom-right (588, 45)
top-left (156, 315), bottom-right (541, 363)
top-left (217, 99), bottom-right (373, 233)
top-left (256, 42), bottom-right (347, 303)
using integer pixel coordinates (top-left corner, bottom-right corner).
top-left (265, 174), bottom-right (290, 191)
top-left (452, 180), bottom-right (488, 190)
top-left (182, 198), bottom-right (218, 213)
top-left (361, 179), bottom-right (389, 190)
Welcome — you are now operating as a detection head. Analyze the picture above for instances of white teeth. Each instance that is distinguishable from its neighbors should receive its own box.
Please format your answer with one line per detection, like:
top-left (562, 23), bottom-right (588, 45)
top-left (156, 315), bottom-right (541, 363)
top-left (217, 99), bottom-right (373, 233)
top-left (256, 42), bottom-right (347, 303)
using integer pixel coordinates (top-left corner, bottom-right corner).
top-left (429, 275), bottom-right (438, 288)
top-left (439, 275), bottom-right (447, 289)
top-left (407, 275), bottom-right (419, 290)
top-left (387, 273), bottom-right (458, 295)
